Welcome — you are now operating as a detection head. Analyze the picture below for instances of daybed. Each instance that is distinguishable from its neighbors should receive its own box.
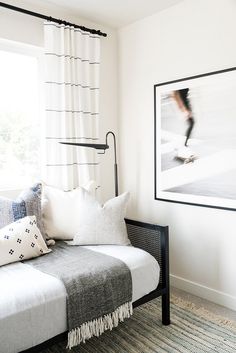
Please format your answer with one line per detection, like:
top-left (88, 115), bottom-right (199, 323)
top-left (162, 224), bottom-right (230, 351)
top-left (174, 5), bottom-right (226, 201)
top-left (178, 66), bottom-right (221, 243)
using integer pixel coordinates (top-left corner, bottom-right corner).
top-left (0, 218), bottom-right (170, 353)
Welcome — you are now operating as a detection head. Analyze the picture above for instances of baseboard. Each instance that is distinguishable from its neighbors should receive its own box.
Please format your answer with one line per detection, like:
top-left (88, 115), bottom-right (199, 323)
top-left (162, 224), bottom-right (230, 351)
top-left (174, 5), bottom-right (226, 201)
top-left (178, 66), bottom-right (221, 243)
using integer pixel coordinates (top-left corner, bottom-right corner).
top-left (170, 274), bottom-right (236, 311)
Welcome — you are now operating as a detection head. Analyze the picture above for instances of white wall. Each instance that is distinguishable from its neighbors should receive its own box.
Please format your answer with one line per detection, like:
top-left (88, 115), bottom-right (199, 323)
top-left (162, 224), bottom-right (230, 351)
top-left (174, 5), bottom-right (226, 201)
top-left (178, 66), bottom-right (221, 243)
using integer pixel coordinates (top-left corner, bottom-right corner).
top-left (0, 0), bottom-right (118, 201)
top-left (118, 0), bottom-right (236, 309)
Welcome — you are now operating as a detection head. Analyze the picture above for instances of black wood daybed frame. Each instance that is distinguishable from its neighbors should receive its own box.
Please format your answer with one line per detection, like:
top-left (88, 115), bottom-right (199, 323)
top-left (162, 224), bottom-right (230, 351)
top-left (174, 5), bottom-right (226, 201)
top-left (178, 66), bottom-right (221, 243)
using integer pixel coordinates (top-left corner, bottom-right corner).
top-left (22, 218), bottom-right (170, 353)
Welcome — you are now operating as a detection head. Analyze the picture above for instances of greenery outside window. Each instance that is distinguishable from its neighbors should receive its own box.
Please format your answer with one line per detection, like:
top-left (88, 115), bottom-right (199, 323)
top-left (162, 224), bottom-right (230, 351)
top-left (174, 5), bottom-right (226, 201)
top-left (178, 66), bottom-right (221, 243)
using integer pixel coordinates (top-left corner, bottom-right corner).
top-left (0, 39), bottom-right (43, 190)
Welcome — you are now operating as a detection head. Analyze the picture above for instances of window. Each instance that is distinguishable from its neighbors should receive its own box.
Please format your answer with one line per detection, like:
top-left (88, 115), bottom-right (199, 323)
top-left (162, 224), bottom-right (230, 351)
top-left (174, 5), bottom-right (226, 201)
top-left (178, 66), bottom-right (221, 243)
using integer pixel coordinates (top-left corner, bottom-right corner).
top-left (0, 40), bottom-right (43, 190)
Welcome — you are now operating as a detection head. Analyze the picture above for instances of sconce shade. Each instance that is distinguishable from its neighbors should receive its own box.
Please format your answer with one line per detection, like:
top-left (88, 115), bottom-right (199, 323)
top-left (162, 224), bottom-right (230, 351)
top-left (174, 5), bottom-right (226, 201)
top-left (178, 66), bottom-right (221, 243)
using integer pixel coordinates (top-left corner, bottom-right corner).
top-left (60, 142), bottom-right (109, 150)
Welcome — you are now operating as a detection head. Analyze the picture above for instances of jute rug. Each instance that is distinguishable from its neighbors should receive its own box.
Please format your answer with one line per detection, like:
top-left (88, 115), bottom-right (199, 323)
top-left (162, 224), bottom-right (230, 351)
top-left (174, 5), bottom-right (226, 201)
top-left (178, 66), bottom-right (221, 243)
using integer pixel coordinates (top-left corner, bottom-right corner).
top-left (40, 296), bottom-right (236, 353)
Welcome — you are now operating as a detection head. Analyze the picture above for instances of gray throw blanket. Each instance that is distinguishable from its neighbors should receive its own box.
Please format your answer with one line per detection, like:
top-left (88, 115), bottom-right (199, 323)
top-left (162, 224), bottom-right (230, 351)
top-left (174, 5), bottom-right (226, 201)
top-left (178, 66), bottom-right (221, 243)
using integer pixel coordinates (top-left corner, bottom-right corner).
top-left (26, 242), bottom-right (133, 349)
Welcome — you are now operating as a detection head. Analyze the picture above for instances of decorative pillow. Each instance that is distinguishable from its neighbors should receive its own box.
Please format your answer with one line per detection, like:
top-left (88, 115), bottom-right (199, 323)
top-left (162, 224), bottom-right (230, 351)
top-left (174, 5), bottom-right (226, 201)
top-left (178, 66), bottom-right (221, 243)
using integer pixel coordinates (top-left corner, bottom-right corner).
top-left (0, 216), bottom-right (51, 267)
top-left (42, 181), bottom-right (97, 240)
top-left (0, 183), bottom-right (45, 239)
top-left (72, 189), bottom-right (131, 245)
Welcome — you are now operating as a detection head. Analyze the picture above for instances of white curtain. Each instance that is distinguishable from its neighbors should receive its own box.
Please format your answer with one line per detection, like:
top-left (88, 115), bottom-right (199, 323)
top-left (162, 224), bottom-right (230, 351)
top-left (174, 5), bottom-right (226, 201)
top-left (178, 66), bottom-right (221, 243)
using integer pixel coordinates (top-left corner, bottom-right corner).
top-left (43, 22), bottom-right (100, 191)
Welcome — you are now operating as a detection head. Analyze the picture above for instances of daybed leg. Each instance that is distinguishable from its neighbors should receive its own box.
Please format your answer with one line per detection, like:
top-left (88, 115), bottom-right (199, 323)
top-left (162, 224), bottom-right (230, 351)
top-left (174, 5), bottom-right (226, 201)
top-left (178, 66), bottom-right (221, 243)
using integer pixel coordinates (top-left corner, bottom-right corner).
top-left (161, 226), bottom-right (170, 325)
top-left (162, 292), bottom-right (170, 325)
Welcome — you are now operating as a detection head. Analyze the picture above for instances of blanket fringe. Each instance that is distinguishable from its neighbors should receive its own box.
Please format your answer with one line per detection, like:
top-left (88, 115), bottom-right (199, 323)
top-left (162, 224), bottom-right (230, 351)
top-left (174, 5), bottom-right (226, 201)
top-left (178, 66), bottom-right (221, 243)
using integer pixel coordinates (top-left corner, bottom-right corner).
top-left (67, 301), bottom-right (133, 349)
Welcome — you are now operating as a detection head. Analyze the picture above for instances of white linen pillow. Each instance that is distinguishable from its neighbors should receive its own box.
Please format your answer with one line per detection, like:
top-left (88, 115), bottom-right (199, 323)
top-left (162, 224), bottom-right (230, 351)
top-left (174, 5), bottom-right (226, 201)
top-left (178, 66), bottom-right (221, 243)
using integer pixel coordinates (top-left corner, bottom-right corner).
top-left (42, 181), bottom-right (97, 240)
top-left (72, 189), bottom-right (131, 245)
top-left (42, 186), bottom-right (81, 240)
top-left (0, 216), bottom-right (51, 267)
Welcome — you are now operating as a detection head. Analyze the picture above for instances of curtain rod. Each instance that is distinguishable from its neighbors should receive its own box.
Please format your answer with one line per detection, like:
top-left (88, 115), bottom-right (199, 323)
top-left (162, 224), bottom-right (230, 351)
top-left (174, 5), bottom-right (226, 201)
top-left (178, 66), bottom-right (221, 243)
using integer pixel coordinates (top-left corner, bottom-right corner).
top-left (0, 1), bottom-right (107, 37)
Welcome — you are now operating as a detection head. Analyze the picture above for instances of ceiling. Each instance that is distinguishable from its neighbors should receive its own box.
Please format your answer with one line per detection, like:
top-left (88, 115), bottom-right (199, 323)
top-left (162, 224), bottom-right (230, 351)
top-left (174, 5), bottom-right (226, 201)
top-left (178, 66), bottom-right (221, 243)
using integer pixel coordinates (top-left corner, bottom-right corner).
top-left (33, 0), bottom-right (183, 28)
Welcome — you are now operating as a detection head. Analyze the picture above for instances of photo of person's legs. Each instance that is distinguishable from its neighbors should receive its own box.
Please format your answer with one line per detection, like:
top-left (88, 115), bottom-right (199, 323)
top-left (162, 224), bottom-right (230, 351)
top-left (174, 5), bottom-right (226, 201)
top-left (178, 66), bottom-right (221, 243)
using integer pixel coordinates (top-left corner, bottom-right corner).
top-left (185, 117), bottom-right (195, 146)
top-left (172, 88), bottom-right (195, 148)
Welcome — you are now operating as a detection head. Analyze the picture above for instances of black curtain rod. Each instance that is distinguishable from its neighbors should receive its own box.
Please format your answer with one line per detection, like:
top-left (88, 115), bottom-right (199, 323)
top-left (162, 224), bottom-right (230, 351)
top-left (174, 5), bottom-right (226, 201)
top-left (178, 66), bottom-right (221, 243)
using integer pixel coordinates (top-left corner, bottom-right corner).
top-left (0, 1), bottom-right (107, 37)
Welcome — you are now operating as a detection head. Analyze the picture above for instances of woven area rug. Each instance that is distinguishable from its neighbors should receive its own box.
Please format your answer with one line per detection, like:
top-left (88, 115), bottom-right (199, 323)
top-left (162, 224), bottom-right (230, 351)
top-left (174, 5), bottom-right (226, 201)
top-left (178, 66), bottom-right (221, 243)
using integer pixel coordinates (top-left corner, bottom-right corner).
top-left (40, 296), bottom-right (236, 353)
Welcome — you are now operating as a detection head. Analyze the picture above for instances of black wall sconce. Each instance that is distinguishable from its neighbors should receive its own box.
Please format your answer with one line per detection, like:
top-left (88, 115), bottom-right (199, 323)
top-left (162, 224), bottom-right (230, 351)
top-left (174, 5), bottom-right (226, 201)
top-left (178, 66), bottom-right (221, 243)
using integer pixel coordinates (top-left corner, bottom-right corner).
top-left (60, 131), bottom-right (118, 197)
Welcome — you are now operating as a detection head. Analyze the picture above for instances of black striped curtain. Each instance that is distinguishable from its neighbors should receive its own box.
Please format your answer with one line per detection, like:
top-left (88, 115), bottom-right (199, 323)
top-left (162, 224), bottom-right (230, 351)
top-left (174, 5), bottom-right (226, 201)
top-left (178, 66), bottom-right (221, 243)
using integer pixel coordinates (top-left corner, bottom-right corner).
top-left (43, 21), bottom-right (100, 191)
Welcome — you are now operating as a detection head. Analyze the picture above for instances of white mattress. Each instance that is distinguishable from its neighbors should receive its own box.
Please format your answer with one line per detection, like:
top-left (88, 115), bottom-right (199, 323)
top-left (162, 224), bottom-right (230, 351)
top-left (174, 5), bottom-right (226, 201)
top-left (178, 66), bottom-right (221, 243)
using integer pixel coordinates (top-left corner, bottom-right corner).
top-left (0, 245), bottom-right (160, 353)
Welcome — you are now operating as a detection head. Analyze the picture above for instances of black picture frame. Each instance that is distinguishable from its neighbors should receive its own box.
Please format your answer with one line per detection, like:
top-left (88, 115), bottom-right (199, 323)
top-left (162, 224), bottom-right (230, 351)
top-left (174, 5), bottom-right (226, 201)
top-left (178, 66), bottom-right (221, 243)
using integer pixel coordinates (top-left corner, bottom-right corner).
top-left (154, 66), bottom-right (236, 211)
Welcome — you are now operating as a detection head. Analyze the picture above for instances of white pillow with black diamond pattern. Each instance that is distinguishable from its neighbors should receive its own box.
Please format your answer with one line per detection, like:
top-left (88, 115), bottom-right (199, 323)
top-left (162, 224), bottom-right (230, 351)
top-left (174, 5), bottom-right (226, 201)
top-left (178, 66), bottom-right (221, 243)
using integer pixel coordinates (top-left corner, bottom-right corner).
top-left (0, 215), bottom-right (51, 267)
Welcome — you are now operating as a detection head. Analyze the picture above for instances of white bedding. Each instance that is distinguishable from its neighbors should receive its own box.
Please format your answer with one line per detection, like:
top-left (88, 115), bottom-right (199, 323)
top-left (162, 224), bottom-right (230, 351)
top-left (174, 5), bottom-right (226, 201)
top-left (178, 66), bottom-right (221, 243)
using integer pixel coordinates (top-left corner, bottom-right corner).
top-left (0, 245), bottom-right (160, 353)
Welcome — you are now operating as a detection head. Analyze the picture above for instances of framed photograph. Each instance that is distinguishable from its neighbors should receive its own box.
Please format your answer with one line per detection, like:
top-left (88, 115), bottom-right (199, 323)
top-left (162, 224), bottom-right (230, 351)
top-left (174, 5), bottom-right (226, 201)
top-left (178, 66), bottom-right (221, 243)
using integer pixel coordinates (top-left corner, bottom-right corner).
top-left (154, 67), bottom-right (236, 211)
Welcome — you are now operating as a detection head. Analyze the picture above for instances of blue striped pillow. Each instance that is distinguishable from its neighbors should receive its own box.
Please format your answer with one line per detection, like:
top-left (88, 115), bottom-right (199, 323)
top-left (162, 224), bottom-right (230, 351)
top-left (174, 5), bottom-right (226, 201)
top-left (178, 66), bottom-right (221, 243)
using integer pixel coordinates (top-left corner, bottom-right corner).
top-left (0, 183), bottom-right (45, 239)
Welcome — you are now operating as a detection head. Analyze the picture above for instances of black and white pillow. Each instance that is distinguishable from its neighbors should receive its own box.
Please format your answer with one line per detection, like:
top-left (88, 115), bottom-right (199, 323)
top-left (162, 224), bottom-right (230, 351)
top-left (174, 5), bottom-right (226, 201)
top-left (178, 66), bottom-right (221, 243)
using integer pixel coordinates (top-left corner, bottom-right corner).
top-left (0, 216), bottom-right (51, 267)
